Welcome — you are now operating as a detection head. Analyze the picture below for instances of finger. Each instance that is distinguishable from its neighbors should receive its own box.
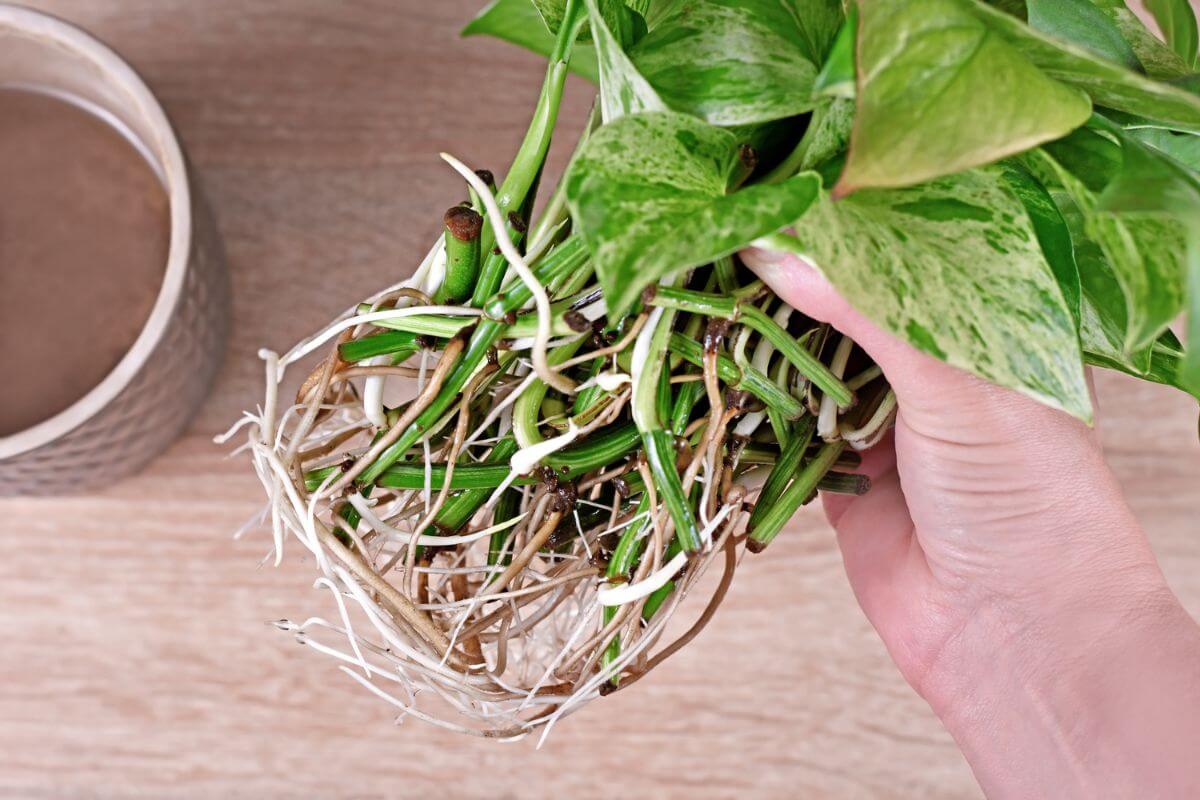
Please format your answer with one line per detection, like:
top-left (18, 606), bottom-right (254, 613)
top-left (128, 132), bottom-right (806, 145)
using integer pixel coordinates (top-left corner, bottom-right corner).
top-left (739, 248), bottom-right (1007, 420)
top-left (823, 429), bottom-right (899, 526)
top-left (831, 461), bottom-right (928, 640)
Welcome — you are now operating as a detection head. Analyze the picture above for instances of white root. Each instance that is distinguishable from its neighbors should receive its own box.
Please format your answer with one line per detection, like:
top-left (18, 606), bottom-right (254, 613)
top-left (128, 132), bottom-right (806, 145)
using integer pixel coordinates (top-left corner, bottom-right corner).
top-left (510, 421), bottom-right (582, 475)
top-left (629, 305), bottom-right (666, 430)
top-left (224, 169), bottom-right (857, 743)
top-left (840, 388), bottom-right (897, 451)
top-left (595, 371), bottom-right (631, 392)
top-left (349, 494), bottom-right (527, 547)
top-left (598, 550), bottom-right (687, 606)
top-left (734, 304), bottom-right (790, 438)
top-left (818, 334), bottom-right (855, 441)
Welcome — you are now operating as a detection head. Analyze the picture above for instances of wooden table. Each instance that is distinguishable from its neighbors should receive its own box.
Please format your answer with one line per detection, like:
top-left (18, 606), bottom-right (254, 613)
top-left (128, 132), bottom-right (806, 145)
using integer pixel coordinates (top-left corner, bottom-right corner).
top-left (3, 2), bottom-right (1197, 797)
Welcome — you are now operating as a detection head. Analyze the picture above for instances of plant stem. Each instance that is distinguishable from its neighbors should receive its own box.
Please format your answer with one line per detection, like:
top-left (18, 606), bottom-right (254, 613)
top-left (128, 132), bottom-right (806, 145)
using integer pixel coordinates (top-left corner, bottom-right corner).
top-left (470, 218), bottom-right (525, 307)
top-left (435, 206), bottom-right (483, 303)
top-left (481, 0), bottom-right (584, 256)
top-left (633, 304), bottom-right (702, 552)
top-left (649, 286), bottom-right (854, 407)
top-left (488, 486), bottom-right (521, 567)
top-left (423, 436), bottom-right (519, 539)
top-left (713, 255), bottom-right (739, 294)
top-left (667, 333), bottom-right (805, 419)
top-left (340, 333), bottom-right (419, 362)
top-left (513, 335), bottom-right (588, 449)
top-left (353, 239), bottom-right (589, 486)
top-left (748, 415), bottom-right (815, 526)
top-left (747, 440), bottom-right (845, 550)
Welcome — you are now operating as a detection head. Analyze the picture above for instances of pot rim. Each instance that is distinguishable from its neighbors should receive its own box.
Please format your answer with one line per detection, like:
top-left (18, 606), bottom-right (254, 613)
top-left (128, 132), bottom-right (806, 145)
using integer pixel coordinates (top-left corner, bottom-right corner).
top-left (0, 4), bottom-right (193, 461)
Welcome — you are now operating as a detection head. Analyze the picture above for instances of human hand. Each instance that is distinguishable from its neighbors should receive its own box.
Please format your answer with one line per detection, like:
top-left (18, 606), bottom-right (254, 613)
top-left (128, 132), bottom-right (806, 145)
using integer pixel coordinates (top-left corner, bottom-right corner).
top-left (743, 248), bottom-right (1200, 800)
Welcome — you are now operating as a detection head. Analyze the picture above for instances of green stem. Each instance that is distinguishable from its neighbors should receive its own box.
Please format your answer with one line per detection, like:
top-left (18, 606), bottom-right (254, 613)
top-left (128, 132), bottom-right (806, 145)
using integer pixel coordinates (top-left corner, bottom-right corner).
top-left (528, 101), bottom-right (601, 252)
top-left (470, 213), bottom-right (528, 307)
top-left (353, 239), bottom-right (588, 485)
top-left (748, 440), bottom-right (845, 550)
top-left (642, 429), bottom-right (700, 552)
top-left (422, 437), bottom-right (520, 539)
top-left (670, 379), bottom-right (706, 436)
top-left (340, 333), bottom-right (420, 363)
top-left (488, 485), bottom-right (522, 567)
top-left (330, 423), bottom-right (641, 492)
top-left (650, 286), bottom-right (853, 407)
top-left (632, 304), bottom-right (702, 553)
top-left (513, 335), bottom-right (588, 449)
top-left (573, 358), bottom-right (606, 417)
top-left (713, 255), bottom-right (739, 294)
top-left (600, 489), bottom-right (655, 681)
top-left (667, 333), bottom-right (805, 419)
top-left (435, 206), bottom-right (483, 303)
top-left (748, 416), bottom-right (816, 529)
top-left (481, 0), bottom-right (584, 256)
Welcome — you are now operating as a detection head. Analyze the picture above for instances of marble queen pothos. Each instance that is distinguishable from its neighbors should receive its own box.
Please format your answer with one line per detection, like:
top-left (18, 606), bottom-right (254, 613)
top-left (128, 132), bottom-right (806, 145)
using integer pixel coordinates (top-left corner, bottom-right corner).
top-left (226, 0), bottom-right (1200, 738)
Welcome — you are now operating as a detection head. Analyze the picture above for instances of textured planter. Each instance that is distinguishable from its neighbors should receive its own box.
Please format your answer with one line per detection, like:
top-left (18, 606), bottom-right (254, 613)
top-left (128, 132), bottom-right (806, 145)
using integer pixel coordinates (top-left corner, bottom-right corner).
top-left (0, 4), bottom-right (230, 495)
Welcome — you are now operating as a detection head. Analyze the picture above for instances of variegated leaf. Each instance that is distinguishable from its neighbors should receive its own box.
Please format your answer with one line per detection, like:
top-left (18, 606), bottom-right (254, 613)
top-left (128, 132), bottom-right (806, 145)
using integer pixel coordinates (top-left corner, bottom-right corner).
top-left (838, 0), bottom-right (1091, 193)
top-left (566, 111), bottom-right (822, 314)
top-left (790, 166), bottom-right (1092, 419)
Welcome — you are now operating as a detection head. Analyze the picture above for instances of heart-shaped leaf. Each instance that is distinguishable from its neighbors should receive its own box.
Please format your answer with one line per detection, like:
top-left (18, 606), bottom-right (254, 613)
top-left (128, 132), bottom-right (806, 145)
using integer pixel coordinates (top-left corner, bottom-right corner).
top-left (566, 111), bottom-right (821, 314)
top-left (789, 165), bottom-right (1092, 419)
top-left (968, 0), bottom-right (1200, 132)
top-left (837, 0), bottom-right (1091, 193)
top-left (584, 0), bottom-right (666, 121)
top-left (625, 0), bottom-right (835, 126)
top-left (463, 0), bottom-right (599, 82)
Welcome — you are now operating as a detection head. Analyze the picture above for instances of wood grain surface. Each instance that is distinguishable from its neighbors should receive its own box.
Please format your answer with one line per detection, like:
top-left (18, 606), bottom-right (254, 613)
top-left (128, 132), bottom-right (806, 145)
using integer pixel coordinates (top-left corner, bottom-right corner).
top-left (2, 2), bottom-right (1198, 798)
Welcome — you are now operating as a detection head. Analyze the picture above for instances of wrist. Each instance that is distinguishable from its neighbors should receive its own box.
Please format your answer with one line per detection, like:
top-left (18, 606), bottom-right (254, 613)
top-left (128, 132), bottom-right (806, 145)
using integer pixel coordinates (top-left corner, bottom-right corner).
top-left (924, 564), bottom-right (1200, 799)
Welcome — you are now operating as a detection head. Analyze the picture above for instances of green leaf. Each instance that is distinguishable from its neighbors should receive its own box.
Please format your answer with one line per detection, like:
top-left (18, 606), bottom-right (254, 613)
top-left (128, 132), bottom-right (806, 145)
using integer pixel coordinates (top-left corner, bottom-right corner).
top-left (530, 0), bottom-right (570, 32)
top-left (837, 0), bottom-right (1091, 193)
top-left (1083, 328), bottom-right (1199, 398)
top-left (1097, 119), bottom-right (1200, 214)
top-left (1025, 0), bottom-right (1140, 70)
top-left (1142, 0), bottom-right (1199, 68)
top-left (1037, 125), bottom-right (1200, 395)
top-left (1186, 234), bottom-right (1200, 391)
top-left (985, 0), bottom-right (1030, 18)
top-left (813, 5), bottom-right (856, 99)
top-left (1095, 122), bottom-right (1200, 390)
top-left (584, 0), bottom-right (666, 120)
top-left (761, 96), bottom-right (855, 184)
top-left (1041, 126), bottom-right (1123, 191)
top-left (566, 111), bottom-right (822, 314)
top-left (1130, 128), bottom-right (1200, 170)
top-left (791, 0), bottom-right (846, 66)
top-left (626, 0), bottom-right (826, 126)
top-left (968, 0), bottom-right (1200, 132)
top-left (627, 0), bottom-right (683, 29)
top-left (1001, 163), bottom-right (1082, 328)
top-left (789, 166), bottom-right (1092, 420)
top-left (1050, 185), bottom-right (1156, 374)
top-left (795, 98), bottom-right (854, 173)
top-left (1071, 179), bottom-right (1186, 351)
top-left (463, 0), bottom-right (600, 82)
top-left (527, 0), bottom-right (645, 44)
top-left (1090, 0), bottom-right (1194, 79)
top-left (1034, 137), bottom-right (1188, 355)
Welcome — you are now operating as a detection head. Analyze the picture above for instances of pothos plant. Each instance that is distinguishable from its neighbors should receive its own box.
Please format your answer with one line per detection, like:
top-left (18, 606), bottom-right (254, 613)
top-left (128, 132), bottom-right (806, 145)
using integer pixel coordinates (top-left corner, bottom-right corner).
top-left (232, 0), bottom-right (1200, 739)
